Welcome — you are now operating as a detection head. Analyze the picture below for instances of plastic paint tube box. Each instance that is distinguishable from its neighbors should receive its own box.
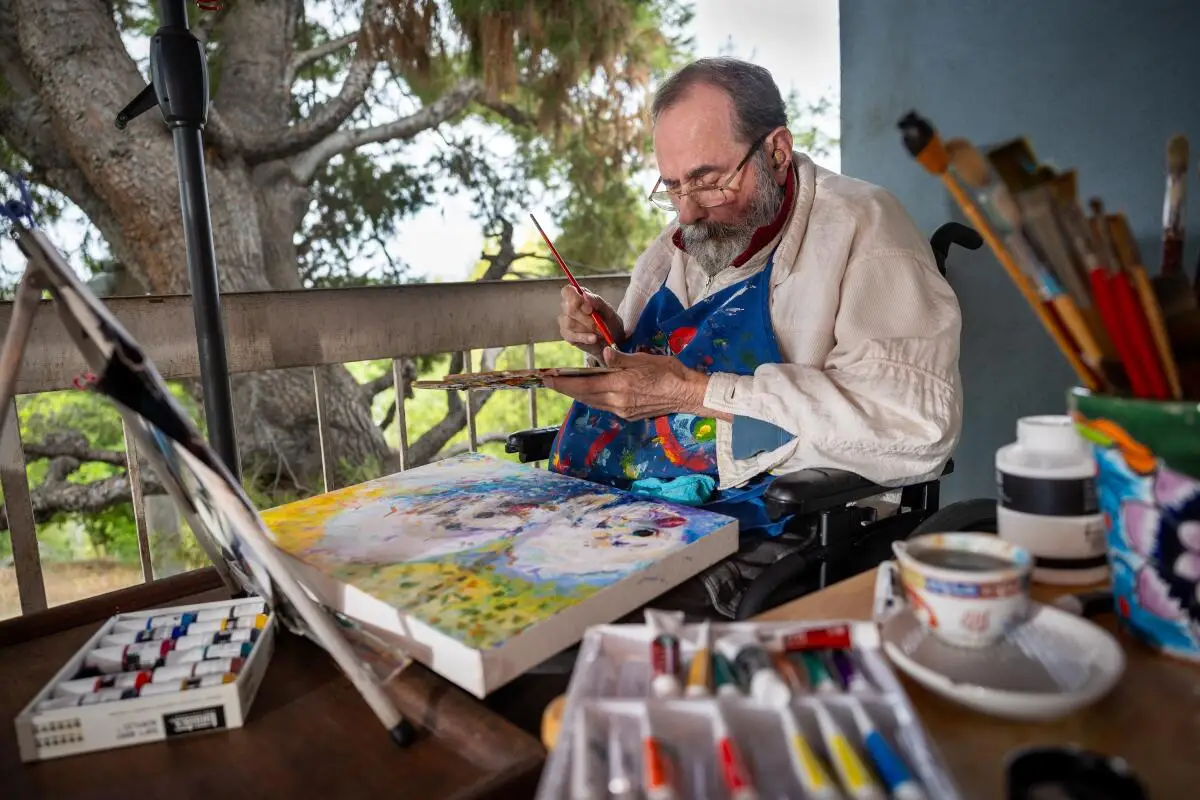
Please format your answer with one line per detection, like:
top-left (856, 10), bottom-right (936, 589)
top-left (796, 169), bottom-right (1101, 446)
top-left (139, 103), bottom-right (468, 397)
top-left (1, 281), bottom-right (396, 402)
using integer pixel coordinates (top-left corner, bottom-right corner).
top-left (13, 596), bottom-right (276, 763)
top-left (535, 618), bottom-right (963, 800)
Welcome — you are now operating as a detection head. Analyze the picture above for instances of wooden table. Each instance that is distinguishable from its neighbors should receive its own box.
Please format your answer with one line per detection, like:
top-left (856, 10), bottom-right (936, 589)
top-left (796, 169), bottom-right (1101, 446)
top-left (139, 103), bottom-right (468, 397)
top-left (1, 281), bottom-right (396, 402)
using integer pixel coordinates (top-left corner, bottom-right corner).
top-left (0, 569), bottom-right (545, 799)
top-left (758, 572), bottom-right (1200, 798)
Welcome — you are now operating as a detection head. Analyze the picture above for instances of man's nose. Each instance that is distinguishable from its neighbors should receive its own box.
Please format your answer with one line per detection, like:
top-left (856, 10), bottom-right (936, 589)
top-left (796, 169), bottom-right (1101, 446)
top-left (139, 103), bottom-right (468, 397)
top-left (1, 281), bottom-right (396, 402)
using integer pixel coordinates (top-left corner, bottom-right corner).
top-left (676, 195), bottom-right (707, 225)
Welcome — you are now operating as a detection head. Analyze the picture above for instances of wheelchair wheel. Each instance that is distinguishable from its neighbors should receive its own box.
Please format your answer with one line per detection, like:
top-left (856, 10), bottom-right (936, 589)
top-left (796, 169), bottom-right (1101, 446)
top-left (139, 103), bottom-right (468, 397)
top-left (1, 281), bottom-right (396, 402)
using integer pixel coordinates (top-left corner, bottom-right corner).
top-left (907, 498), bottom-right (998, 538)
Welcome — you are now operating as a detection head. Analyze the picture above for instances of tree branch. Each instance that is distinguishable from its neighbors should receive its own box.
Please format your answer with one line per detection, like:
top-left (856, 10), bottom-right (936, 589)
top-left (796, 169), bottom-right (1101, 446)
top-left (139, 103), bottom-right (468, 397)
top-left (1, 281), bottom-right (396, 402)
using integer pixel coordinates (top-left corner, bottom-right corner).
top-left (22, 431), bottom-right (128, 466)
top-left (477, 97), bottom-right (535, 128)
top-left (290, 78), bottom-right (483, 184)
top-left (0, 461), bottom-right (165, 533)
top-left (242, 0), bottom-right (387, 164)
top-left (285, 32), bottom-right (358, 87)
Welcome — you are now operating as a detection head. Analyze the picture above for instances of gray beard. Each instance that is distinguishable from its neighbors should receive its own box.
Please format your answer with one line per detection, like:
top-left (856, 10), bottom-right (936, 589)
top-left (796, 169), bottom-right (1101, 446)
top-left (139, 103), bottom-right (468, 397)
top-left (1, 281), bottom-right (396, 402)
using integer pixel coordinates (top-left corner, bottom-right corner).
top-left (680, 154), bottom-right (786, 278)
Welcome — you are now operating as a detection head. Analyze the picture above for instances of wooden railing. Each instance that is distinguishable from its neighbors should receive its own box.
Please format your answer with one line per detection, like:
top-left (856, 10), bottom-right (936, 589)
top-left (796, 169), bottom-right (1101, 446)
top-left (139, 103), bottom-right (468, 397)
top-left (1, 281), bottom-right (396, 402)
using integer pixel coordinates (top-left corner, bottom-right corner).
top-left (0, 276), bottom-right (630, 617)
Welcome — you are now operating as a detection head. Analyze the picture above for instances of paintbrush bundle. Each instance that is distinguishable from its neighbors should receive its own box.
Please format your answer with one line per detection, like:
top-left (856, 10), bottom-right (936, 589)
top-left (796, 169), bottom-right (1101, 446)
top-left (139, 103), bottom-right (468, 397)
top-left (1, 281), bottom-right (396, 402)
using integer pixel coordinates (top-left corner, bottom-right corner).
top-left (899, 113), bottom-right (1200, 401)
top-left (536, 612), bottom-right (960, 799)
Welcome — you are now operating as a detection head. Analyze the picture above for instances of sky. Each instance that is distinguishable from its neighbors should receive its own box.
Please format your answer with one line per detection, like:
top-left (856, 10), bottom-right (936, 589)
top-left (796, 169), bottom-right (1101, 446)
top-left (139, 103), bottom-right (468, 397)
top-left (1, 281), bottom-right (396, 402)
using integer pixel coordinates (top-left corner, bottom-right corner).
top-left (0, 0), bottom-right (840, 287)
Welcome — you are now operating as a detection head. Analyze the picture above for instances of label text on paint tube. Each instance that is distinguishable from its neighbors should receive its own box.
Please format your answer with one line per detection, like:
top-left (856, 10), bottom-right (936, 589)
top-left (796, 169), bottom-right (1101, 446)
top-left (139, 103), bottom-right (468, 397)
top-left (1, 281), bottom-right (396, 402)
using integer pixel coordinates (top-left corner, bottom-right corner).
top-left (163, 706), bottom-right (226, 737)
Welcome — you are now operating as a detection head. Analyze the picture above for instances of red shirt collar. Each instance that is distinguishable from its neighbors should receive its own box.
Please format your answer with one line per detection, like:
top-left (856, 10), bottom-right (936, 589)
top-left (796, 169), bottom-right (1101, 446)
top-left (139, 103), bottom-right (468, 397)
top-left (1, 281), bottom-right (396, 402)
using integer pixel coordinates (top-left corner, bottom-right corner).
top-left (670, 165), bottom-right (796, 267)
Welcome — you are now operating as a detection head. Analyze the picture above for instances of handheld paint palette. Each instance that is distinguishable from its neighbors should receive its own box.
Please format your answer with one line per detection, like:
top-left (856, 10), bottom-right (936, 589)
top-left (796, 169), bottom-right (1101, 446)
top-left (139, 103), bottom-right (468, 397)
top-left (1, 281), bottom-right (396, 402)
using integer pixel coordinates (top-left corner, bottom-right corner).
top-left (14, 596), bottom-right (276, 762)
top-left (536, 613), bottom-right (961, 799)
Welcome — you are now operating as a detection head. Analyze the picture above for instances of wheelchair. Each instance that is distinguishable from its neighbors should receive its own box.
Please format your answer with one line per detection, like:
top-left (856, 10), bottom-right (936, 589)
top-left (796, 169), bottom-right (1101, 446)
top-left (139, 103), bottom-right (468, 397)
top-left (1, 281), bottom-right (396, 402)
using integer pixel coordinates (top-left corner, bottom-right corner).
top-left (505, 222), bottom-right (993, 619)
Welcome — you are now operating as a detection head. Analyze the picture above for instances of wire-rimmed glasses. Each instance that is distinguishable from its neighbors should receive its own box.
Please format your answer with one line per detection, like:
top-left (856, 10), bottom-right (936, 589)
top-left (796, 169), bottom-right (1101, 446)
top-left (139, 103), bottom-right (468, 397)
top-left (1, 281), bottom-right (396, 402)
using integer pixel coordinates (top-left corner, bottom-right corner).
top-left (647, 132), bottom-right (769, 212)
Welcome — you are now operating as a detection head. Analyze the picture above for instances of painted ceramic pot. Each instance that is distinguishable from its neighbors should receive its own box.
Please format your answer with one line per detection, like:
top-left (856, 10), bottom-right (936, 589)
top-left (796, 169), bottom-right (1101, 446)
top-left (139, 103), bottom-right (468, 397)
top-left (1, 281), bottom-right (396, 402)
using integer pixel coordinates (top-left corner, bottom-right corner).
top-left (1068, 388), bottom-right (1200, 662)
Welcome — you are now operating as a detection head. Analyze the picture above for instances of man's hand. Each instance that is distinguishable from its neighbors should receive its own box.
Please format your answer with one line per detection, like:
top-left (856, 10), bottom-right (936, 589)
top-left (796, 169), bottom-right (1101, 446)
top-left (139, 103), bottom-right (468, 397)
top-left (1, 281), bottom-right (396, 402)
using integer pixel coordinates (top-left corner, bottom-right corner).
top-left (543, 348), bottom-right (732, 422)
top-left (558, 285), bottom-right (625, 360)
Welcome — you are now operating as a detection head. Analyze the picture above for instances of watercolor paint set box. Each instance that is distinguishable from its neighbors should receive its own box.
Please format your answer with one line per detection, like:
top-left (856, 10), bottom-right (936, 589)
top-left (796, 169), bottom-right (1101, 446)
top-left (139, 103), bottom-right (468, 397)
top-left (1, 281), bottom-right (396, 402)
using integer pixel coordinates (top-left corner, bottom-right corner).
top-left (535, 613), bottom-right (962, 800)
top-left (14, 595), bottom-right (276, 763)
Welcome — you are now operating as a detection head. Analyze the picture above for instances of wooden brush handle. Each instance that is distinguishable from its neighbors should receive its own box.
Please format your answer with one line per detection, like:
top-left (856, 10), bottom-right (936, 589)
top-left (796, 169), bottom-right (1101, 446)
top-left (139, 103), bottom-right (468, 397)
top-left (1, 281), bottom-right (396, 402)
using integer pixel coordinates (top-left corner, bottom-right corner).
top-left (939, 174), bottom-right (1101, 390)
top-left (1130, 266), bottom-right (1183, 399)
top-left (1051, 295), bottom-right (1107, 376)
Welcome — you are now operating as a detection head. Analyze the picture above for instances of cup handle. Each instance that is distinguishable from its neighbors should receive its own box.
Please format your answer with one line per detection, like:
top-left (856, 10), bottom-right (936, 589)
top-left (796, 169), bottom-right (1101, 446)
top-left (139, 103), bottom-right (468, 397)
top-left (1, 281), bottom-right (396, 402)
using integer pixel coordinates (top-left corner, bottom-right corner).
top-left (873, 560), bottom-right (904, 621)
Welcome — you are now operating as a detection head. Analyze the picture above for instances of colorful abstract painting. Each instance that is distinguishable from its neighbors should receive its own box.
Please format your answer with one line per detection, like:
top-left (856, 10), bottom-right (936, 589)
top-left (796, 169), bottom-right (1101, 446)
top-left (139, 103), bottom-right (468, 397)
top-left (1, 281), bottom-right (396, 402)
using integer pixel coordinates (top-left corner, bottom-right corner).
top-left (412, 367), bottom-right (616, 391)
top-left (260, 452), bottom-right (734, 651)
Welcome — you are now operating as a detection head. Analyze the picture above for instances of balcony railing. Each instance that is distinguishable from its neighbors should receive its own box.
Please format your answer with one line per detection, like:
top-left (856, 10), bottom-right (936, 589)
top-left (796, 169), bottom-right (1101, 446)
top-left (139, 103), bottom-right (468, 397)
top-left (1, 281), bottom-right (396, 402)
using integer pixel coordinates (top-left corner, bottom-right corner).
top-left (0, 276), bottom-right (630, 618)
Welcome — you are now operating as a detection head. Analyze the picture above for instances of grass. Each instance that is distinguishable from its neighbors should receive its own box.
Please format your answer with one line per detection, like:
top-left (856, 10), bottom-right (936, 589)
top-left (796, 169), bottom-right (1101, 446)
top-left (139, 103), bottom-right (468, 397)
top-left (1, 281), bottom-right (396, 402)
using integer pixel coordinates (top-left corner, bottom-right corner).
top-left (0, 560), bottom-right (145, 621)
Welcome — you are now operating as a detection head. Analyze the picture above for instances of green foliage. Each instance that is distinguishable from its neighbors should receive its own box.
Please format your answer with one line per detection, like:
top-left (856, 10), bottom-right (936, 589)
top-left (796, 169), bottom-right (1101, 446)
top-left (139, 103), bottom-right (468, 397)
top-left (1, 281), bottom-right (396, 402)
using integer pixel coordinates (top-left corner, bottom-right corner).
top-left (299, 152), bottom-right (435, 287)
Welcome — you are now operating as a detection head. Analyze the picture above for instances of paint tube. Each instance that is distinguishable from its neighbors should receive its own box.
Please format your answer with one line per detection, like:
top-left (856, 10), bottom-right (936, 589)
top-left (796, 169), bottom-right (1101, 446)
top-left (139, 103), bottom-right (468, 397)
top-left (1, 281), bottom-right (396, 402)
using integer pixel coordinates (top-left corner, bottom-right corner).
top-left (644, 610), bottom-right (684, 699)
top-left (163, 641), bottom-right (253, 667)
top-left (779, 707), bottom-right (839, 800)
top-left (172, 628), bottom-right (259, 652)
top-left (52, 670), bottom-right (153, 698)
top-left (607, 722), bottom-right (636, 800)
top-left (138, 672), bottom-right (237, 697)
top-left (810, 702), bottom-right (885, 800)
top-left (714, 633), bottom-right (791, 706)
top-left (684, 621), bottom-right (712, 698)
top-left (772, 624), bottom-right (853, 652)
top-left (84, 641), bottom-right (173, 674)
top-left (771, 651), bottom-right (807, 695)
top-left (847, 698), bottom-right (925, 800)
top-left (798, 652), bottom-right (838, 694)
top-left (112, 612), bottom-right (197, 633)
top-left (152, 657), bottom-right (244, 683)
top-left (713, 712), bottom-right (759, 800)
top-left (830, 650), bottom-right (871, 693)
top-left (232, 600), bottom-right (268, 617)
top-left (712, 653), bottom-right (742, 698)
top-left (194, 606), bottom-right (234, 622)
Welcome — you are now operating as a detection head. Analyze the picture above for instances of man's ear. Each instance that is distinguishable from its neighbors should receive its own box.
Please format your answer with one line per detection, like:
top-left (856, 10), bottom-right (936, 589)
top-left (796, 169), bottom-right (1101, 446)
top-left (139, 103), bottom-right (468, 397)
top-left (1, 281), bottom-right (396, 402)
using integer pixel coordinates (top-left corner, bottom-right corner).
top-left (769, 128), bottom-right (794, 182)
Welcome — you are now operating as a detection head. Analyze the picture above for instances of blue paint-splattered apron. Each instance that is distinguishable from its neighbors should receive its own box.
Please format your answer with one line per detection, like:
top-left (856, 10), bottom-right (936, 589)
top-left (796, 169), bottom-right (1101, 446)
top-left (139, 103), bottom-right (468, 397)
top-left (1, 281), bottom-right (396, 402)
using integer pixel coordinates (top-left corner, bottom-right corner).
top-left (548, 254), bottom-right (807, 616)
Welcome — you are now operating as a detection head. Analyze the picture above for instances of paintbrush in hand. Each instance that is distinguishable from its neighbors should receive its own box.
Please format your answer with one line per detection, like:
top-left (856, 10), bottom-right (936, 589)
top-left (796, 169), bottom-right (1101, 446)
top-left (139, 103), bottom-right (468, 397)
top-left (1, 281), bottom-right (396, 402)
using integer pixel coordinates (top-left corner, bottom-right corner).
top-left (529, 213), bottom-right (618, 348)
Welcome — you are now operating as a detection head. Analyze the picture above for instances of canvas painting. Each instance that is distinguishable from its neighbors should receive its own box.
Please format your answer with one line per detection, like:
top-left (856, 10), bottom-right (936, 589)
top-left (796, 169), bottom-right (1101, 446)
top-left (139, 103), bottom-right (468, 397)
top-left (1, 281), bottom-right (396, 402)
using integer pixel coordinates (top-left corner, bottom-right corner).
top-left (261, 452), bottom-right (738, 696)
top-left (411, 366), bottom-right (616, 391)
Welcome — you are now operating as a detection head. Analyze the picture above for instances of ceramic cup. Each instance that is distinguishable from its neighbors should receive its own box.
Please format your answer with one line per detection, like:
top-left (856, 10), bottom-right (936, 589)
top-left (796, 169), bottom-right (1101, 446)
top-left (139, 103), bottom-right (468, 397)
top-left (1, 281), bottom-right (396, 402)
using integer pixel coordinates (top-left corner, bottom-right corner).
top-left (892, 532), bottom-right (1033, 648)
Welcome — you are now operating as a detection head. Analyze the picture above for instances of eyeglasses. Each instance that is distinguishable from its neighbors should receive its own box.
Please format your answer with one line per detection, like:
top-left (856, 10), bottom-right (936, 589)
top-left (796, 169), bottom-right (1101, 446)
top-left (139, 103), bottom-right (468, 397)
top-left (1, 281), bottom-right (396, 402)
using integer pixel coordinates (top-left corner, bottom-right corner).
top-left (647, 132), bottom-right (770, 212)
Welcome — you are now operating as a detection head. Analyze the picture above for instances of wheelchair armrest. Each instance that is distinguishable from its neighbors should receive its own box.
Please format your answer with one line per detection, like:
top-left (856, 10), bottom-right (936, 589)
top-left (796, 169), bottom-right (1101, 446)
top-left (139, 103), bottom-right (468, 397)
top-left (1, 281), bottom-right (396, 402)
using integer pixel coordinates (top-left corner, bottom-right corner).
top-left (505, 426), bottom-right (561, 463)
top-left (764, 468), bottom-right (886, 518)
top-left (764, 458), bottom-right (955, 518)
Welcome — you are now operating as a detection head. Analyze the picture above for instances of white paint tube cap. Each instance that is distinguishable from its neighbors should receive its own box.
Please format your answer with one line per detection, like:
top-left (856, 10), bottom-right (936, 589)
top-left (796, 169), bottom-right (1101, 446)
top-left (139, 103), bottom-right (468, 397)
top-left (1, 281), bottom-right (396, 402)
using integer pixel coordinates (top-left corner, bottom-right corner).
top-left (750, 670), bottom-right (792, 707)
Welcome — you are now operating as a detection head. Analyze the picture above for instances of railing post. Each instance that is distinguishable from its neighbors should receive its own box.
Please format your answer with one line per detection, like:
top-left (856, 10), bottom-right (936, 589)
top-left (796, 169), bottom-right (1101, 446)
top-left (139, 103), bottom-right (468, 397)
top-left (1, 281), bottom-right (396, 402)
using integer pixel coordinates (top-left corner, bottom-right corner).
top-left (463, 350), bottom-right (478, 453)
top-left (312, 366), bottom-right (334, 493)
top-left (526, 342), bottom-right (537, 429)
top-left (391, 358), bottom-right (409, 471)
top-left (0, 400), bottom-right (46, 613)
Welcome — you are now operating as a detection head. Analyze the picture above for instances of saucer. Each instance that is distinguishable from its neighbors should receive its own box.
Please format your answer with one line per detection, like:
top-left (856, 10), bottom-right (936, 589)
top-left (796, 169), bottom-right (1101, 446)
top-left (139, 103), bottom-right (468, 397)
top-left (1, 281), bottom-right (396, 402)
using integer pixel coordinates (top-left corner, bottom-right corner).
top-left (880, 602), bottom-right (1126, 722)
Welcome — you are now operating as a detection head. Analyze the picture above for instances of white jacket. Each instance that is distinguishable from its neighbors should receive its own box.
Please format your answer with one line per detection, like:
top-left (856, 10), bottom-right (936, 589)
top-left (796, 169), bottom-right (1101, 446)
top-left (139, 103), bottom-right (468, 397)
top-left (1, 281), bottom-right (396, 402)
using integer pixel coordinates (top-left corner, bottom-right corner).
top-left (616, 154), bottom-right (964, 490)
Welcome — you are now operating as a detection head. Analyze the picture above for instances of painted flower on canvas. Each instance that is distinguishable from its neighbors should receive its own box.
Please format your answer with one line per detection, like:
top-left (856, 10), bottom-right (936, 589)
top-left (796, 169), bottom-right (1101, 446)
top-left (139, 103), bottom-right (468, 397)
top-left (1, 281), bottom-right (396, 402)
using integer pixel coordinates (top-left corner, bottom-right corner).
top-left (1077, 415), bottom-right (1200, 658)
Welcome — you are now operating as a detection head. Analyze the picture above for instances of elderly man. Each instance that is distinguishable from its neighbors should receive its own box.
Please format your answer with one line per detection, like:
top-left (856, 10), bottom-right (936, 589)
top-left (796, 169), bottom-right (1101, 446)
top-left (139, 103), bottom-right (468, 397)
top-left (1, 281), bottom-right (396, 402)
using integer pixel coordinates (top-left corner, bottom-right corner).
top-left (542, 57), bottom-right (962, 618)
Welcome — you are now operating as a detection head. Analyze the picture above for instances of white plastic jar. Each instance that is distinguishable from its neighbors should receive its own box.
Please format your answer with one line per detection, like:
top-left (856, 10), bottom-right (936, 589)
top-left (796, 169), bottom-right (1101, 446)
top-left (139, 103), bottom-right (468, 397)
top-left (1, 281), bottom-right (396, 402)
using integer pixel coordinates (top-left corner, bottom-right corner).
top-left (996, 415), bottom-right (1109, 585)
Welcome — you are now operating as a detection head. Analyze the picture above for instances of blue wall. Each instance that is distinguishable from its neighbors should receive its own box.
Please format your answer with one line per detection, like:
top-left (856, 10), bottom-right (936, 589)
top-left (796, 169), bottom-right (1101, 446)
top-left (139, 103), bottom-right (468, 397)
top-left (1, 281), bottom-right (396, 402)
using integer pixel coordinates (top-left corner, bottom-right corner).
top-left (840, 0), bottom-right (1200, 503)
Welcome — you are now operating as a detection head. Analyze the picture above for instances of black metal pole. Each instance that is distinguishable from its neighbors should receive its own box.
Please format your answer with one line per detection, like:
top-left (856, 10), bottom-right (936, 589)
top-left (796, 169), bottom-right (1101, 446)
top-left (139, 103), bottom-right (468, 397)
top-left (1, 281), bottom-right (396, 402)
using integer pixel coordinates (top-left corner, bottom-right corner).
top-left (117, 0), bottom-right (240, 478)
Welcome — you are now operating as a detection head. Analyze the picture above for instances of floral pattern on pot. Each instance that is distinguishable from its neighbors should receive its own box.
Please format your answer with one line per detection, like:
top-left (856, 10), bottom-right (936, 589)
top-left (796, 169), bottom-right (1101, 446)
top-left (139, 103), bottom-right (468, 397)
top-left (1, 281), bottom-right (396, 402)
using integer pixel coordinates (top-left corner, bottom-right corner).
top-left (1074, 412), bottom-right (1200, 660)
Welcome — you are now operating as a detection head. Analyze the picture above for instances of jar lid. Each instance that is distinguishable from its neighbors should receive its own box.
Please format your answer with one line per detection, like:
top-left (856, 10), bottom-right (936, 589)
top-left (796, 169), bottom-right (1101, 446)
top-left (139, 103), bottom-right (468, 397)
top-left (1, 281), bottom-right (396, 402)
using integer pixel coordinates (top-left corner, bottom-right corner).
top-left (1017, 415), bottom-right (1086, 453)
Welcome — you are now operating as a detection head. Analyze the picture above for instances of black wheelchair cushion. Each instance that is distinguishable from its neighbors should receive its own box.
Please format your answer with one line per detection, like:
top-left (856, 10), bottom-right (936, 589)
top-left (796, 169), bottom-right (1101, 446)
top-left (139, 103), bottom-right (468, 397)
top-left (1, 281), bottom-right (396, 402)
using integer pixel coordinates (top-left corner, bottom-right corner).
top-left (504, 426), bottom-right (560, 463)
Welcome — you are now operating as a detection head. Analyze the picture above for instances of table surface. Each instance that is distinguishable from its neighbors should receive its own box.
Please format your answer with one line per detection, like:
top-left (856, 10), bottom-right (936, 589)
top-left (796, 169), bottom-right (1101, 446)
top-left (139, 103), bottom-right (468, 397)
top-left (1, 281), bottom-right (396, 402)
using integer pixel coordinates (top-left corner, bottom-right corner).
top-left (758, 572), bottom-right (1200, 799)
top-left (0, 572), bottom-right (545, 800)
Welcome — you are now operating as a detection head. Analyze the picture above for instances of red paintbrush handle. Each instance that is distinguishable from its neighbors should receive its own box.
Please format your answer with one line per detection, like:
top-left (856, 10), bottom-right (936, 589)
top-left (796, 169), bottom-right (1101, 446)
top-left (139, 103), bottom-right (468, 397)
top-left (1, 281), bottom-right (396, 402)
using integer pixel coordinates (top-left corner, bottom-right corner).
top-left (1110, 272), bottom-right (1169, 399)
top-left (589, 311), bottom-right (617, 348)
top-left (1089, 269), bottom-right (1150, 397)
